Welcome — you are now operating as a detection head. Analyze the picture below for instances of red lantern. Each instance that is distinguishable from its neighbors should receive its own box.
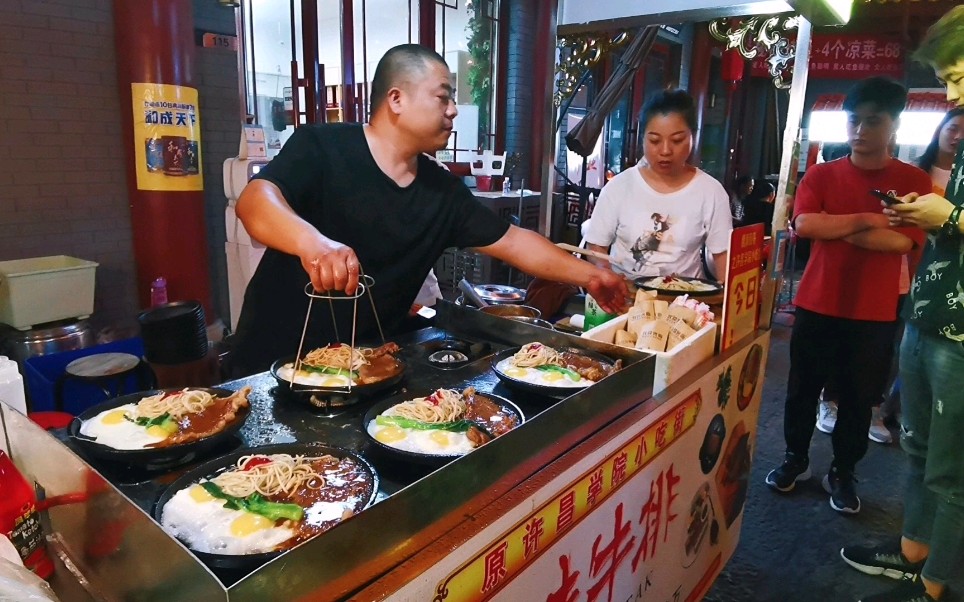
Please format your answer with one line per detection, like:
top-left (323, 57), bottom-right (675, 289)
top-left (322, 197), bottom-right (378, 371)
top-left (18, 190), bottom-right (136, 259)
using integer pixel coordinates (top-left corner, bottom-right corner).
top-left (721, 48), bottom-right (746, 92)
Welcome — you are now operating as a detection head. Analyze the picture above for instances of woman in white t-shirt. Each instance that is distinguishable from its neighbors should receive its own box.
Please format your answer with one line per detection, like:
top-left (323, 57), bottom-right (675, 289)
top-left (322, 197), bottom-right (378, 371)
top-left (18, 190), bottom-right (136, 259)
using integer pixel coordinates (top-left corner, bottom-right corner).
top-left (585, 89), bottom-right (732, 281)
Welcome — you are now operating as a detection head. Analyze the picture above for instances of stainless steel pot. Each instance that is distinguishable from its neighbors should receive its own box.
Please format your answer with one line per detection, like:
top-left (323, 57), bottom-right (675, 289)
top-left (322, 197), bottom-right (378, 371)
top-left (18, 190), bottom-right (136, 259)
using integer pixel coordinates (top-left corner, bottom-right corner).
top-left (0, 319), bottom-right (95, 366)
top-left (506, 316), bottom-right (554, 329)
top-left (479, 305), bottom-right (541, 319)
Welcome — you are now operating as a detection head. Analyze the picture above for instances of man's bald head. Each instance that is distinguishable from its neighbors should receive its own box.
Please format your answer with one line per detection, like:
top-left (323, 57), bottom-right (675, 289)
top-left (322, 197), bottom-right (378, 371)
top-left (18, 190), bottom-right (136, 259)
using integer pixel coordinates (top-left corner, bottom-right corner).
top-left (369, 44), bottom-right (450, 116)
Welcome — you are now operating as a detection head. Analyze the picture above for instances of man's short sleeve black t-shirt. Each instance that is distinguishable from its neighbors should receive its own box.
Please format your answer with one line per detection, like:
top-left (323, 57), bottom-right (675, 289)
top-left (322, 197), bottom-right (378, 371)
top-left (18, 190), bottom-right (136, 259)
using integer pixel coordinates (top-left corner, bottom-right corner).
top-left (230, 123), bottom-right (509, 375)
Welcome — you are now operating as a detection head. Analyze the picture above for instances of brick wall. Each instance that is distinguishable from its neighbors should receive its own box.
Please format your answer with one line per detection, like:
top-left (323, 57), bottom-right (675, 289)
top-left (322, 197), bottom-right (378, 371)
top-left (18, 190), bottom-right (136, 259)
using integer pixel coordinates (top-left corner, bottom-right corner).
top-left (0, 0), bottom-right (239, 334)
top-left (0, 0), bottom-right (138, 332)
top-left (193, 0), bottom-right (241, 331)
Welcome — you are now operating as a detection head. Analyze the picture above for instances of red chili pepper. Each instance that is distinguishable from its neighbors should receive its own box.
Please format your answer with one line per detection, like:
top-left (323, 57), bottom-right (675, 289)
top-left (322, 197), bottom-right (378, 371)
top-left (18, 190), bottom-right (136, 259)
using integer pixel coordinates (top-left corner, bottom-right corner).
top-left (330, 343), bottom-right (342, 349)
top-left (427, 391), bottom-right (440, 405)
top-left (244, 457), bottom-right (272, 470)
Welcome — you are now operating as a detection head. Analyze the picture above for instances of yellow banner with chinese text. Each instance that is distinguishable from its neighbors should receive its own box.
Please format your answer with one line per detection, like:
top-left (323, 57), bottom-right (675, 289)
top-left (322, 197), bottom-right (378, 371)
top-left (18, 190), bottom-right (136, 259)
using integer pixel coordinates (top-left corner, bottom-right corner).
top-left (433, 391), bottom-right (703, 602)
top-left (131, 83), bottom-right (203, 191)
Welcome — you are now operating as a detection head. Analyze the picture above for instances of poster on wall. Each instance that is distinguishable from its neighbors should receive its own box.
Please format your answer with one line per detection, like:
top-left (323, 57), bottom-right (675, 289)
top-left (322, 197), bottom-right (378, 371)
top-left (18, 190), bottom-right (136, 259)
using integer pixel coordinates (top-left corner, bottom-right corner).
top-left (386, 334), bottom-right (770, 602)
top-left (131, 83), bottom-right (203, 191)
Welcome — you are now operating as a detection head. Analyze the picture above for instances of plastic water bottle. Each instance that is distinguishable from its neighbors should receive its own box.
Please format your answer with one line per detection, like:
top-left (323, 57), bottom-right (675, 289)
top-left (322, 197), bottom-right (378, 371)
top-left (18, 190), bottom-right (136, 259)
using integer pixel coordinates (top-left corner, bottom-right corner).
top-left (0, 356), bottom-right (26, 415)
top-left (502, 176), bottom-right (511, 194)
top-left (150, 277), bottom-right (168, 307)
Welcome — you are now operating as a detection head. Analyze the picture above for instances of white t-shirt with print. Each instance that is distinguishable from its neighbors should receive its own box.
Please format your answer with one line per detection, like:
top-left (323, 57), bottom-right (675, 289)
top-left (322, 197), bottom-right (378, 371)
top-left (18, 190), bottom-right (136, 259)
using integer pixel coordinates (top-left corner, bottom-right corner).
top-left (584, 165), bottom-right (732, 280)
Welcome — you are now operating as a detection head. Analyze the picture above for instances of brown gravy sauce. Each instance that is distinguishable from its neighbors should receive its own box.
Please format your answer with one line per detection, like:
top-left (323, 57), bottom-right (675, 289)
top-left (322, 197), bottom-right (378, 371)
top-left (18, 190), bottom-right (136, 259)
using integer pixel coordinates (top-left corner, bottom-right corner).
top-left (269, 456), bottom-right (374, 550)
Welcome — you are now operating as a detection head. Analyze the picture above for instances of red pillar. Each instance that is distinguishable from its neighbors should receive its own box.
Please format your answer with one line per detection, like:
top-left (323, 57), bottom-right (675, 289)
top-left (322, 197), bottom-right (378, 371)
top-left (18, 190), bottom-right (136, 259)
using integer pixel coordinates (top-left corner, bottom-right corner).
top-left (113, 0), bottom-right (213, 316)
top-left (528, 0), bottom-right (558, 191)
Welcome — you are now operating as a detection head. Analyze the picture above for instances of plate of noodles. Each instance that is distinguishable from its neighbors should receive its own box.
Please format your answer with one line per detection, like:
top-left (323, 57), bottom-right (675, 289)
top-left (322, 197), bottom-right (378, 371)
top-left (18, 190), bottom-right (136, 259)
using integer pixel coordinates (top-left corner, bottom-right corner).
top-left (363, 387), bottom-right (524, 464)
top-left (69, 387), bottom-right (252, 467)
top-left (154, 443), bottom-right (378, 569)
top-left (491, 342), bottom-right (622, 398)
top-left (634, 275), bottom-right (723, 297)
top-left (270, 342), bottom-right (406, 401)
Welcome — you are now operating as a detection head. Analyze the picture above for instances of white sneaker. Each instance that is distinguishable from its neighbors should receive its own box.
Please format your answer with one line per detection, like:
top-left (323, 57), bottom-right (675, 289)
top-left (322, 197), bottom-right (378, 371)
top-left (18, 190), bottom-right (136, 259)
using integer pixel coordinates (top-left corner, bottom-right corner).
top-left (816, 400), bottom-right (837, 434)
top-left (868, 406), bottom-right (892, 444)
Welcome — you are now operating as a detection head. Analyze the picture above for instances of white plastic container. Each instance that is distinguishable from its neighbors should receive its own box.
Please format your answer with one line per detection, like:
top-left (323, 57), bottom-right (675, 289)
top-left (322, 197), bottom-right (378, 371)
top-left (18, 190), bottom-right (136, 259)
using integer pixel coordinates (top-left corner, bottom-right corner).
top-left (0, 256), bottom-right (98, 330)
top-left (0, 356), bottom-right (27, 415)
top-left (582, 314), bottom-right (717, 395)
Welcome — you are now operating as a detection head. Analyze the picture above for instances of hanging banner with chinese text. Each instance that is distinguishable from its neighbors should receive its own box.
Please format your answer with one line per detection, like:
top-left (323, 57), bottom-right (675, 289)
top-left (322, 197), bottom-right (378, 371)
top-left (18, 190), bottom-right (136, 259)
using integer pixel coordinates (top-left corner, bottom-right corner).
top-left (131, 83), bottom-right (203, 191)
top-left (751, 34), bottom-right (904, 80)
top-left (385, 332), bottom-right (770, 602)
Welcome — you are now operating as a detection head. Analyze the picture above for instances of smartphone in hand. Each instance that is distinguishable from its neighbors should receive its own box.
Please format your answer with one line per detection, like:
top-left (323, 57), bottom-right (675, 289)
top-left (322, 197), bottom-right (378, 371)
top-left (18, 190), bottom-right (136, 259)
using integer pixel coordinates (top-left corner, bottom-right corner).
top-left (870, 189), bottom-right (900, 205)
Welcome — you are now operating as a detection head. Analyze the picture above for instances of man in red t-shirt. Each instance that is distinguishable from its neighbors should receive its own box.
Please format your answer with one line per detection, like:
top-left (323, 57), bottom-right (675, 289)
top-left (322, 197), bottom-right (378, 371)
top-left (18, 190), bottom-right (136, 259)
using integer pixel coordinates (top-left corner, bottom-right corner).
top-left (765, 77), bottom-right (931, 515)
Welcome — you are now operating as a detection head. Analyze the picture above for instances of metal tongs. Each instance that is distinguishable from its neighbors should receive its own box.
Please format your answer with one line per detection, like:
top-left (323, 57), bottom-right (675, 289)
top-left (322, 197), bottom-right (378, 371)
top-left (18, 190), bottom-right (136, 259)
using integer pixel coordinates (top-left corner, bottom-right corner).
top-left (289, 270), bottom-right (385, 395)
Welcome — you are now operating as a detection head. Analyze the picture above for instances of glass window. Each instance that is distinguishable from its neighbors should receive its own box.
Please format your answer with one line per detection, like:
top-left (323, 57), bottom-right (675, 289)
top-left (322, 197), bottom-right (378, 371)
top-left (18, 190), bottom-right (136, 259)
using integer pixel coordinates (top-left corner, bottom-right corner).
top-left (352, 0), bottom-right (419, 122)
top-left (435, 0), bottom-right (500, 161)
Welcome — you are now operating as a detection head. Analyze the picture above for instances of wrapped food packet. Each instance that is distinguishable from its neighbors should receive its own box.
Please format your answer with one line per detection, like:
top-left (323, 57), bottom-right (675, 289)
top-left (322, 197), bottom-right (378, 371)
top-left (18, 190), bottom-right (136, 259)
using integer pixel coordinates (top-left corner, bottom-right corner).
top-left (639, 299), bottom-right (656, 321)
top-left (664, 305), bottom-right (698, 329)
top-left (667, 320), bottom-right (697, 351)
top-left (635, 320), bottom-right (670, 352)
top-left (626, 306), bottom-right (648, 336)
top-left (634, 288), bottom-right (657, 306)
top-left (615, 329), bottom-right (637, 348)
top-left (653, 300), bottom-right (669, 320)
top-left (671, 295), bottom-right (715, 328)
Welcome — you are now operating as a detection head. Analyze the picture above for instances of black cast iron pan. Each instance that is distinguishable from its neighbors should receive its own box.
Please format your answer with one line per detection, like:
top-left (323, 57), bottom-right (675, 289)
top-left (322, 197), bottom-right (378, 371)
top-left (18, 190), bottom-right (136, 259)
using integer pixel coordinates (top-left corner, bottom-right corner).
top-left (152, 443), bottom-right (379, 571)
top-left (490, 346), bottom-right (619, 399)
top-left (362, 389), bottom-right (525, 466)
top-left (634, 275), bottom-right (723, 297)
top-left (68, 388), bottom-right (250, 469)
top-left (269, 351), bottom-right (406, 408)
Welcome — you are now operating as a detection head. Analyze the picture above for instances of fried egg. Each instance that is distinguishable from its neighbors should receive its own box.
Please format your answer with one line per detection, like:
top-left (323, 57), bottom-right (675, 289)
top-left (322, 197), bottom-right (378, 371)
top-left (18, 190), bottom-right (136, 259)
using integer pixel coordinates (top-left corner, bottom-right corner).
top-left (366, 409), bottom-right (476, 456)
top-left (79, 403), bottom-right (169, 450)
top-left (276, 364), bottom-right (355, 388)
top-left (495, 359), bottom-right (590, 388)
top-left (160, 484), bottom-right (297, 555)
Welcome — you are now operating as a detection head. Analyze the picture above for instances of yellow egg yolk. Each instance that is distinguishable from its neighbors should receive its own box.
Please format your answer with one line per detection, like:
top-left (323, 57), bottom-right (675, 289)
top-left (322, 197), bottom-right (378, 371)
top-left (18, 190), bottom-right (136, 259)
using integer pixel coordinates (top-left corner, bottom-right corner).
top-left (375, 426), bottom-right (407, 443)
top-left (506, 368), bottom-right (527, 378)
top-left (189, 485), bottom-right (215, 503)
top-left (542, 371), bottom-right (564, 382)
top-left (429, 431), bottom-right (450, 447)
top-left (321, 377), bottom-right (346, 387)
top-left (230, 512), bottom-right (276, 537)
top-left (102, 410), bottom-right (128, 425)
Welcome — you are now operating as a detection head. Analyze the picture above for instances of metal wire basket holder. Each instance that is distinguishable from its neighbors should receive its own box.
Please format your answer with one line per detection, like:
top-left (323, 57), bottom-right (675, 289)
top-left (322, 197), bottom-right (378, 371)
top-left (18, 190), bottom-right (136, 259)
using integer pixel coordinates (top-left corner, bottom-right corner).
top-left (286, 272), bottom-right (386, 400)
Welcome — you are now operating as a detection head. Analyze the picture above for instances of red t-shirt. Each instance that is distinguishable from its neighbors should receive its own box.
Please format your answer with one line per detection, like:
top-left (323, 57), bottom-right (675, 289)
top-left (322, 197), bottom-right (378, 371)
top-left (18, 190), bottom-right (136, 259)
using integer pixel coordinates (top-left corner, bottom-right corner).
top-left (793, 157), bottom-right (930, 322)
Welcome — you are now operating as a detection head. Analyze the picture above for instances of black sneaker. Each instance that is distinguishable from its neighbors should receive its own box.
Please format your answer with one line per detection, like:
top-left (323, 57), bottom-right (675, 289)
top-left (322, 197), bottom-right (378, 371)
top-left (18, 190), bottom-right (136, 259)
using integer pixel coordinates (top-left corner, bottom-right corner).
top-left (858, 576), bottom-right (936, 602)
top-left (841, 539), bottom-right (925, 580)
top-left (765, 453), bottom-right (811, 492)
top-left (823, 467), bottom-right (860, 514)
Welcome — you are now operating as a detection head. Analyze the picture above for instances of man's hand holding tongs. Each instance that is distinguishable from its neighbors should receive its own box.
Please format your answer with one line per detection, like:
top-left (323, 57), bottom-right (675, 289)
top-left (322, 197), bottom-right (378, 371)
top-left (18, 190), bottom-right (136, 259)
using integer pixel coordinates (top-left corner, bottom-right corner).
top-left (297, 232), bottom-right (362, 295)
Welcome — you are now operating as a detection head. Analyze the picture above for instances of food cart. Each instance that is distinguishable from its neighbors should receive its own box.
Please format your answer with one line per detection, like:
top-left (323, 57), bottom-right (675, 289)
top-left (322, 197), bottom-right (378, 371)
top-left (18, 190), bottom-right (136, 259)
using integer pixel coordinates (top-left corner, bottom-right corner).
top-left (3, 303), bottom-right (766, 601)
top-left (0, 1), bottom-right (853, 600)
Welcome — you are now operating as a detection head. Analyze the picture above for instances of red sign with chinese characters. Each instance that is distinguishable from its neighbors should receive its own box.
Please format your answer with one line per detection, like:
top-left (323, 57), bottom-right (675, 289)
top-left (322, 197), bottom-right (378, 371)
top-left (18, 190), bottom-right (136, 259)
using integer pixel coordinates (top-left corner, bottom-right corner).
top-left (721, 225), bottom-right (764, 351)
top-left (751, 34), bottom-right (904, 80)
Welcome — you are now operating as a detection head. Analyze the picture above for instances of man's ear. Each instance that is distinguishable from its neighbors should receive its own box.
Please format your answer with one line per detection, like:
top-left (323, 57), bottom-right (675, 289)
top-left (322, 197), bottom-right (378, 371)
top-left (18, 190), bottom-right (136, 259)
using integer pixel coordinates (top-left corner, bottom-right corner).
top-left (386, 86), bottom-right (404, 115)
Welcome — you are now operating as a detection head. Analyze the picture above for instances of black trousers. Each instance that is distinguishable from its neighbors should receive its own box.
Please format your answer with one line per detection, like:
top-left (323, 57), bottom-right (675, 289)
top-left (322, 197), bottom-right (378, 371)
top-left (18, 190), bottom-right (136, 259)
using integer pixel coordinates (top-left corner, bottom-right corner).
top-left (784, 308), bottom-right (899, 472)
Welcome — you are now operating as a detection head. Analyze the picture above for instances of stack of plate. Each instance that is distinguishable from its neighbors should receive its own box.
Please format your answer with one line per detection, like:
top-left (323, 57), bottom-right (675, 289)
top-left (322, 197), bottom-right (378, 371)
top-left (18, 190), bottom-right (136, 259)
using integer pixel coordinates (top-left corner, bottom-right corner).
top-left (137, 301), bottom-right (207, 364)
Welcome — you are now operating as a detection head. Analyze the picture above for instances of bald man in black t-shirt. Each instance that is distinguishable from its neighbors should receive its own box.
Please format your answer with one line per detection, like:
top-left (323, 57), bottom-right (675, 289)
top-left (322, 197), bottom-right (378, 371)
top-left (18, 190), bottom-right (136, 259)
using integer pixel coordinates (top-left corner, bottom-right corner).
top-left (229, 44), bottom-right (626, 375)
